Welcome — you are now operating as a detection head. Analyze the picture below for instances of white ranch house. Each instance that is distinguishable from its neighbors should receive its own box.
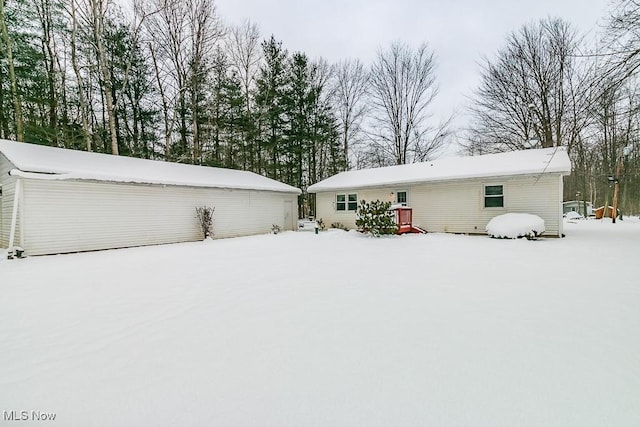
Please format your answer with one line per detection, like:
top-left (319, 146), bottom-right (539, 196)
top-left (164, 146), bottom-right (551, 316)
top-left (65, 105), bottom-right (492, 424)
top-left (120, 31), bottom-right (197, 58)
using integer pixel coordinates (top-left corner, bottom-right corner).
top-left (0, 139), bottom-right (300, 256)
top-left (308, 147), bottom-right (572, 237)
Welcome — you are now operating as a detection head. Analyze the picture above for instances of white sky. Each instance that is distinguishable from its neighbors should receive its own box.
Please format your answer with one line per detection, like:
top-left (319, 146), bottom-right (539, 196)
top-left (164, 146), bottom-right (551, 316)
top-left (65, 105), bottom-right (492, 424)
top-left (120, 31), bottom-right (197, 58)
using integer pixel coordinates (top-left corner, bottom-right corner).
top-left (215, 0), bottom-right (612, 150)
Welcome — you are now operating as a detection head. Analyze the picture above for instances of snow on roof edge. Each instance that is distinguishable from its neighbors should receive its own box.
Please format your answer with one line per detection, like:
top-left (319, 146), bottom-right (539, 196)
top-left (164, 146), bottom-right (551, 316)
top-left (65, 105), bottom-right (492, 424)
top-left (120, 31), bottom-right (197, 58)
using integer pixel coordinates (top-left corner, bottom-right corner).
top-left (308, 169), bottom-right (569, 193)
top-left (308, 147), bottom-right (571, 193)
top-left (9, 169), bottom-right (302, 194)
top-left (0, 140), bottom-right (301, 194)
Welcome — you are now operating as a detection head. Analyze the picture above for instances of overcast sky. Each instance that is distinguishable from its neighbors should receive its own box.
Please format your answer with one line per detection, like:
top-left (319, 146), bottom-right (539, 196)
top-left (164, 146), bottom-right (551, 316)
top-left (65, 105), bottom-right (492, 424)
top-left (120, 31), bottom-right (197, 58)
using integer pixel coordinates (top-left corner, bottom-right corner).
top-left (215, 0), bottom-right (612, 150)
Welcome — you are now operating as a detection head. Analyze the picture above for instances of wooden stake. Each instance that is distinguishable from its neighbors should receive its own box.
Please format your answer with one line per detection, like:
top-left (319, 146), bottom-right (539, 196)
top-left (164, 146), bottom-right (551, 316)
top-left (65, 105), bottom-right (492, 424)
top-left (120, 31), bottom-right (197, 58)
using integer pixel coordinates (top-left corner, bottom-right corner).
top-left (612, 155), bottom-right (623, 223)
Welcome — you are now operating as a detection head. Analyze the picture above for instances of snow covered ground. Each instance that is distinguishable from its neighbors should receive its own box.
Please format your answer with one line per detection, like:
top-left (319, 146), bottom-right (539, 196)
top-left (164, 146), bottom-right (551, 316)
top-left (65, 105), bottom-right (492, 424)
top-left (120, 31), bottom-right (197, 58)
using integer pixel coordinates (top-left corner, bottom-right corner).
top-left (1, 218), bottom-right (639, 426)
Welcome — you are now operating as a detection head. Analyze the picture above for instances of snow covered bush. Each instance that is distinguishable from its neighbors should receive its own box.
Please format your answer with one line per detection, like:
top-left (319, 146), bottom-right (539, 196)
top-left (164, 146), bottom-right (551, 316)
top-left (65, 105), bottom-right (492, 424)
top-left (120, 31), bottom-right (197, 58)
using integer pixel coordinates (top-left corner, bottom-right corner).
top-left (195, 206), bottom-right (215, 239)
top-left (564, 211), bottom-right (583, 220)
top-left (271, 224), bottom-right (281, 234)
top-left (355, 200), bottom-right (398, 237)
top-left (486, 213), bottom-right (545, 240)
top-left (330, 222), bottom-right (348, 231)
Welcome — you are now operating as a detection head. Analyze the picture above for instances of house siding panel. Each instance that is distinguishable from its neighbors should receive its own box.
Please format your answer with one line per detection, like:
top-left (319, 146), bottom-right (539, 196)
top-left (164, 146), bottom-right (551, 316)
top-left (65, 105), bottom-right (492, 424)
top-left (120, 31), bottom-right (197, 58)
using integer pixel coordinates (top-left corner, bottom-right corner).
top-left (314, 174), bottom-right (563, 237)
top-left (21, 179), bottom-right (298, 256)
top-left (0, 153), bottom-right (19, 248)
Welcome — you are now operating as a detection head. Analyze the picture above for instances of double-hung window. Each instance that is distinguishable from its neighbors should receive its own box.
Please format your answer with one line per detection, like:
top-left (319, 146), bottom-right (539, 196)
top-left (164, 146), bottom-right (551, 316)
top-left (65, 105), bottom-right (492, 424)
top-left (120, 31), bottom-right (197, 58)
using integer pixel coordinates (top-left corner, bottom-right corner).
top-left (336, 193), bottom-right (358, 211)
top-left (396, 191), bottom-right (407, 206)
top-left (484, 185), bottom-right (504, 208)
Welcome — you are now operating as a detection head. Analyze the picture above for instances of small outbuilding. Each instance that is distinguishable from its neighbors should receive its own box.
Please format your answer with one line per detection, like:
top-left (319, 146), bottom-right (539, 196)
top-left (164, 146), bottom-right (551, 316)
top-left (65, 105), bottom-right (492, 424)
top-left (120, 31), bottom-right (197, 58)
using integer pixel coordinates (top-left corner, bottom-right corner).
top-left (308, 147), bottom-right (571, 237)
top-left (563, 200), bottom-right (593, 217)
top-left (0, 139), bottom-right (301, 256)
top-left (594, 206), bottom-right (619, 219)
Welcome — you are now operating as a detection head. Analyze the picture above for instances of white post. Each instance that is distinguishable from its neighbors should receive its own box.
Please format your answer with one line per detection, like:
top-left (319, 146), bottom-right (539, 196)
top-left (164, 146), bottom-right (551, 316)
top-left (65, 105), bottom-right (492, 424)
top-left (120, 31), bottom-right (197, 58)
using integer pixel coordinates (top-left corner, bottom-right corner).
top-left (19, 177), bottom-right (24, 248)
top-left (8, 178), bottom-right (21, 256)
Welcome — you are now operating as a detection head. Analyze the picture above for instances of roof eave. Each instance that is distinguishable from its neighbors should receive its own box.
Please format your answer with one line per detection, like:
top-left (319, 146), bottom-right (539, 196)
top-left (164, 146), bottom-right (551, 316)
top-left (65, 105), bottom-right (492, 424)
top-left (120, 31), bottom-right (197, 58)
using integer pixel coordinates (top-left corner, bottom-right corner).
top-left (9, 169), bottom-right (302, 195)
top-left (308, 169), bottom-right (571, 193)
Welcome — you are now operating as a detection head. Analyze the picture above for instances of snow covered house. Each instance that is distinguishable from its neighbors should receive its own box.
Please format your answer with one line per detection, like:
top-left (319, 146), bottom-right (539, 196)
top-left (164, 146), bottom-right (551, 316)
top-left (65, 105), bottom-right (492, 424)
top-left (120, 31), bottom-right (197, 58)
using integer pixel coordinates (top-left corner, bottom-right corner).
top-left (0, 139), bottom-right (301, 256)
top-left (308, 147), bottom-right (572, 237)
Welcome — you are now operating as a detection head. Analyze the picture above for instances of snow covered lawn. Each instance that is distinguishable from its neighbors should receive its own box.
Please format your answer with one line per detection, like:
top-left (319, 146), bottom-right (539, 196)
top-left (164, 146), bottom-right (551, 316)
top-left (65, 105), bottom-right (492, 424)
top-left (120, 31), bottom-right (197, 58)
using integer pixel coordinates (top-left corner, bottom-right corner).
top-left (1, 219), bottom-right (639, 426)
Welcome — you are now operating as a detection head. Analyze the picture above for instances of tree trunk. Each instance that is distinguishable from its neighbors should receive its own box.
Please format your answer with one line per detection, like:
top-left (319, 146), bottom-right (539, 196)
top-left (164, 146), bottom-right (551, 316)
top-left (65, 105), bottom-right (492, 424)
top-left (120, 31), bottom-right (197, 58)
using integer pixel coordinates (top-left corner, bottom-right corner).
top-left (70, 0), bottom-right (90, 151)
top-left (149, 43), bottom-right (171, 158)
top-left (0, 0), bottom-right (24, 141)
top-left (191, 71), bottom-right (200, 164)
top-left (36, 0), bottom-right (58, 145)
top-left (0, 66), bottom-right (7, 138)
top-left (91, 0), bottom-right (118, 155)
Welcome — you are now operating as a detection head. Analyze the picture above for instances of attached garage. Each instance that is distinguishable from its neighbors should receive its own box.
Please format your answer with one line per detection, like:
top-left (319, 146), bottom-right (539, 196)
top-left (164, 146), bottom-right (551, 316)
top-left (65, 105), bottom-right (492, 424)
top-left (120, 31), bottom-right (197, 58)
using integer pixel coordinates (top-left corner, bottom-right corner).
top-left (308, 147), bottom-right (571, 237)
top-left (0, 139), bottom-right (300, 256)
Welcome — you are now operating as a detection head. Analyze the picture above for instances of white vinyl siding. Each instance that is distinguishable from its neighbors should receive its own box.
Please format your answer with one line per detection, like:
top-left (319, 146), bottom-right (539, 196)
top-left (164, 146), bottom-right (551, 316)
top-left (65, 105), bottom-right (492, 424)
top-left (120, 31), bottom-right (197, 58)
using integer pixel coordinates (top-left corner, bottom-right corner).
top-left (19, 179), bottom-right (298, 256)
top-left (0, 153), bottom-right (19, 248)
top-left (314, 174), bottom-right (563, 236)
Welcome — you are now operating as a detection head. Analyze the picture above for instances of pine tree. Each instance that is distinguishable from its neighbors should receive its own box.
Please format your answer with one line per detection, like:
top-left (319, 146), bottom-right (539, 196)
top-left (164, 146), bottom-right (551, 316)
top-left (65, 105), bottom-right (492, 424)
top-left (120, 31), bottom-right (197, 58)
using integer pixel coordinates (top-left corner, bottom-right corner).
top-left (355, 200), bottom-right (398, 236)
top-left (255, 35), bottom-right (288, 179)
top-left (104, 18), bottom-right (158, 158)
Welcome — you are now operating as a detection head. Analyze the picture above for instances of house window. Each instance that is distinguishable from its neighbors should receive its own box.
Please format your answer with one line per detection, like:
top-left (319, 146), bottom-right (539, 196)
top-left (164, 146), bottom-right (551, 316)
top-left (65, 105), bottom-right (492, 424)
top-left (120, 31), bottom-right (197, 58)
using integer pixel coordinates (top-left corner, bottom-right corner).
top-left (336, 193), bottom-right (358, 211)
top-left (484, 185), bottom-right (504, 208)
top-left (396, 191), bottom-right (407, 205)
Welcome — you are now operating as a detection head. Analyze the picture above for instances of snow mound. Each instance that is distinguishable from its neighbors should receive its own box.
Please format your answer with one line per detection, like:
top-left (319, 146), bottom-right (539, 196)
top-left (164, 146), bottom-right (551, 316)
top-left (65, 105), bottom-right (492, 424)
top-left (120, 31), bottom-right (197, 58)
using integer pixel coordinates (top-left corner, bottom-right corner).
top-left (564, 211), bottom-right (583, 220)
top-left (486, 213), bottom-right (545, 239)
top-left (297, 218), bottom-right (318, 231)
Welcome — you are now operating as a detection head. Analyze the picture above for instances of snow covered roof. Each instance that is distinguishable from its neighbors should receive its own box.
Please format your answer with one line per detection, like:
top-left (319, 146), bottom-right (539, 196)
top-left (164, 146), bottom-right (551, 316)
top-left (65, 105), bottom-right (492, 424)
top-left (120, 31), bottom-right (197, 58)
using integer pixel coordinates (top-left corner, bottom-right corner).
top-left (308, 147), bottom-right (571, 192)
top-left (0, 139), bottom-right (301, 194)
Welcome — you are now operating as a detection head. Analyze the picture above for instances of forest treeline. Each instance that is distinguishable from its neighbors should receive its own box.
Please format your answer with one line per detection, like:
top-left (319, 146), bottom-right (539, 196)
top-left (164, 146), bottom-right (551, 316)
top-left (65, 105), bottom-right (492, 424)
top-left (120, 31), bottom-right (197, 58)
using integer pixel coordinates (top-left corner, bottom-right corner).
top-left (0, 0), bottom-right (639, 214)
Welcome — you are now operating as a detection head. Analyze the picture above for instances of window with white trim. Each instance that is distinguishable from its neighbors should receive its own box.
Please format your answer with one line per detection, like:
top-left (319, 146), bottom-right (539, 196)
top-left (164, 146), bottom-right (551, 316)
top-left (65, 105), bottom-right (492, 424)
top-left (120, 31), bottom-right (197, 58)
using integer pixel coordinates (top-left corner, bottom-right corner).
top-left (484, 185), bottom-right (504, 208)
top-left (396, 190), bottom-right (407, 206)
top-left (336, 193), bottom-right (358, 211)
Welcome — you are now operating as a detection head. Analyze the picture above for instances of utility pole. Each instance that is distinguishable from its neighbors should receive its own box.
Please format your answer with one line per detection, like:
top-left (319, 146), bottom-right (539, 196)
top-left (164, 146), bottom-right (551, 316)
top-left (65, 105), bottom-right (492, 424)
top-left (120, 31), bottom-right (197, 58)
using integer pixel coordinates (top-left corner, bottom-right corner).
top-left (612, 144), bottom-right (633, 223)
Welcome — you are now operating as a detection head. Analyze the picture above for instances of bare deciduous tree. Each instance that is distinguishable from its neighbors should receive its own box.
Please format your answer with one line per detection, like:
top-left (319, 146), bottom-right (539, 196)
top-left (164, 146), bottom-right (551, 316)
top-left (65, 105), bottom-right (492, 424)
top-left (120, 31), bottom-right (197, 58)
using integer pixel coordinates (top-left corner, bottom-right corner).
top-left (331, 59), bottom-right (368, 168)
top-left (599, 0), bottom-right (640, 88)
top-left (188, 0), bottom-right (223, 164)
top-left (0, 0), bottom-right (23, 141)
top-left (368, 42), bottom-right (443, 165)
top-left (88, 0), bottom-right (119, 154)
top-left (465, 17), bottom-right (584, 153)
top-left (225, 19), bottom-right (261, 169)
top-left (32, 0), bottom-right (60, 145)
top-left (68, 0), bottom-right (92, 151)
top-left (144, 0), bottom-right (223, 163)
top-left (75, 0), bottom-right (146, 155)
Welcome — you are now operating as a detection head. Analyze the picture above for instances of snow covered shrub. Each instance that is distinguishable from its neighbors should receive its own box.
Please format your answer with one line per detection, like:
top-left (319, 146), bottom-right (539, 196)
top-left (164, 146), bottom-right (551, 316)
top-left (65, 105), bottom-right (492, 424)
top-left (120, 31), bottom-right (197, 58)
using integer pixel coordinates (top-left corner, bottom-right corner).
top-left (195, 206), bottom-right (215, 239)
top-left (355, 200), bottom-right (398, 237)
top-left (330, 222), bottom-right (348, 231)
top-left (564, 211), bottom-right (583, 220)
top-left (486, 213), bottom-right (545, 240)
top-left (271, 224), bottom-right (281, 234)
top-left (316, 218), bottom-right (325, 230)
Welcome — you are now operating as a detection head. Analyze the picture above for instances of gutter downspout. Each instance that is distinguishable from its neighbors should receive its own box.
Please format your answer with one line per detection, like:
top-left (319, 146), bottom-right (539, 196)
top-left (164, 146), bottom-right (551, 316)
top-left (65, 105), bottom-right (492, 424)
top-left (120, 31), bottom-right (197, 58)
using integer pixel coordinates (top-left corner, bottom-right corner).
top-left (8, 177), bottom-right (21, 258)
